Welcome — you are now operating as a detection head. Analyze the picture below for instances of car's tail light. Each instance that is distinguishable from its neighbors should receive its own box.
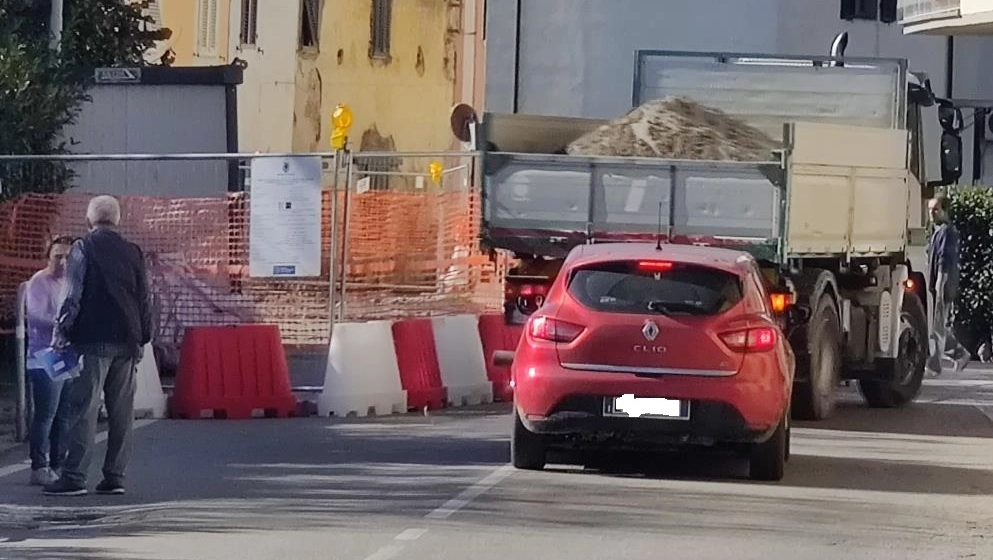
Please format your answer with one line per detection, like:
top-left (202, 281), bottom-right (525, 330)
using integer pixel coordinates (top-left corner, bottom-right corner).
top-left (719, 327), bottom-right (777, 353)
top-left (519, 283), bottom-right (548, 297)
top-left (528, 316), bottom-right (584, 343)
top-left (637, 260), bottom-right (674, 272)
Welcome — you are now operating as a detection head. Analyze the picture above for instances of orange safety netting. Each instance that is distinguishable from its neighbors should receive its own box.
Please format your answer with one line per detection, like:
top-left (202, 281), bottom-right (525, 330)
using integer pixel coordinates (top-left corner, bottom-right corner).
top-left (0, 183), bottom-right (508, 357)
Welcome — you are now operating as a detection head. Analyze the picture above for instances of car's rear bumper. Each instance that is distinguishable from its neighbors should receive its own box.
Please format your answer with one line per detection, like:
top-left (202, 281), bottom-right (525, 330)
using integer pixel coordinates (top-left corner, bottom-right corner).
top-left (518, 396), bottom-right (776, 448)
top-left (512, 362), bottom-right (789, 445)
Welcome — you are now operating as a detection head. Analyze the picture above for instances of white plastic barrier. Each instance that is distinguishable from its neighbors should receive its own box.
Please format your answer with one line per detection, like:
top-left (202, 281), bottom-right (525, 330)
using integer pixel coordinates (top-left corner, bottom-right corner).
top-left (134, 342), bottom-right (168, 419)
top-left (431, 315), bottom-right (493, 406)
top-left (318, 321), bottom-right (407, 417)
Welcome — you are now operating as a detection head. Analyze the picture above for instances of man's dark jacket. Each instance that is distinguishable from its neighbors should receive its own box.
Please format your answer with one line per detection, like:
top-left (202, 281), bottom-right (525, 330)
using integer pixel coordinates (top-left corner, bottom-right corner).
top-left (67, 228), bottom-right (152, 347)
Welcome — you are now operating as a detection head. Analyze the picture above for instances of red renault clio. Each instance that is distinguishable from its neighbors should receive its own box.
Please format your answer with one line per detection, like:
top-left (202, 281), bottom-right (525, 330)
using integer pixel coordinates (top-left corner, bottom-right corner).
top-left (501, 242), bottom-right (797, 481)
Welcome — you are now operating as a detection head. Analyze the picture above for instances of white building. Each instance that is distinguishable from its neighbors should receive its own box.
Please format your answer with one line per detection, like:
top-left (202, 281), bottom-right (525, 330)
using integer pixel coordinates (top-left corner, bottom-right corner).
top-left (485, 0), bottom-right (993, 183)
top-left (899, 0), bottom-right (993, 34)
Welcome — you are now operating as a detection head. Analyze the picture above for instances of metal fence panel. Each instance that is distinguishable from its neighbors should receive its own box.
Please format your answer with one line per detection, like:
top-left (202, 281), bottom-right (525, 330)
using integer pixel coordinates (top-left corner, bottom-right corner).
top-left (0, 152), bottom-right (507, 374)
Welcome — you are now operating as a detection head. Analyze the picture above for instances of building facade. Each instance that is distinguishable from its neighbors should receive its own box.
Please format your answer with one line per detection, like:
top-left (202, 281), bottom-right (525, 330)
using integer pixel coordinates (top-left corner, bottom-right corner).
top-left (899, 0), bottom-right (993, 34)
top-left (153, 0), bottom-right (486, 154)
top-left (485, 0), bottom-right (993, 183)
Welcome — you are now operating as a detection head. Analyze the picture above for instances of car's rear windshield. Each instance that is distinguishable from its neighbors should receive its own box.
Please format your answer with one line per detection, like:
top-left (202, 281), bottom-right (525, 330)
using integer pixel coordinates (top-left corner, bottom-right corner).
top-left (566, 260), bottom-right (743, 316)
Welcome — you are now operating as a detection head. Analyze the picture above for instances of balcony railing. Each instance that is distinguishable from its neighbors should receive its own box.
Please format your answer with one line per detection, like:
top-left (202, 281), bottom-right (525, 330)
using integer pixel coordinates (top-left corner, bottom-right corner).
top-left (897, 0), bottom-right (961, 23)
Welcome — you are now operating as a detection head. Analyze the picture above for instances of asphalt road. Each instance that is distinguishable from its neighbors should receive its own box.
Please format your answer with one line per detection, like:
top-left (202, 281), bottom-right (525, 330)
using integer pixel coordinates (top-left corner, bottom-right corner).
top-left (1, 367), bottom-right (993, 560)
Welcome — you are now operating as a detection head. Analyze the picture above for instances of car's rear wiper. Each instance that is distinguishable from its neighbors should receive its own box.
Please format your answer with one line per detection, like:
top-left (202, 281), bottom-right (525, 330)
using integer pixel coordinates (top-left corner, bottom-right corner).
top-left (646, 300), bottom-right (673, 315)
top-left (647, 300), bottom-right (709, 315)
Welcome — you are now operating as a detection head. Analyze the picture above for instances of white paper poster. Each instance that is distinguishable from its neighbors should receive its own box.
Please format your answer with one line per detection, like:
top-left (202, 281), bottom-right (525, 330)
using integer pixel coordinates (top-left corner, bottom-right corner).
top-left (249, 156), bottom-right (323, 278)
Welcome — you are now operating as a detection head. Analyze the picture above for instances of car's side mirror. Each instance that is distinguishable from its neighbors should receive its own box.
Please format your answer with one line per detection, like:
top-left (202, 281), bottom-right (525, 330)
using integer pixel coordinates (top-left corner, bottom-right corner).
top-left (492, 350), bottom-right (515, 367)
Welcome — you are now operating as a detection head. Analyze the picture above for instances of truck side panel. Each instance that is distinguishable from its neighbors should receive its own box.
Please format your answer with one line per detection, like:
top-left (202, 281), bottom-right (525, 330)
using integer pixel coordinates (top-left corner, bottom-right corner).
top-left (785, 122), bottom-right (909, 257)
top-left (483, 153), bottom-right (782, 257)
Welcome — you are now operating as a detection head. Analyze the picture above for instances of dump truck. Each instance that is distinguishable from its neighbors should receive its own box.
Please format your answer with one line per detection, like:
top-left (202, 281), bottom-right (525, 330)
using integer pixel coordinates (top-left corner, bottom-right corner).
top-left (463, 38), bottom-right (965, 421)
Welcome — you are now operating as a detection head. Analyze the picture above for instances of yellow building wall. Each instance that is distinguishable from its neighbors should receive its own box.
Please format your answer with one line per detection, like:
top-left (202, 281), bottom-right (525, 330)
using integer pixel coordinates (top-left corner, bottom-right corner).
top-left (294, 0), bottom-right (459, 153)
top-left (158, 0), bottom-right (232, 67)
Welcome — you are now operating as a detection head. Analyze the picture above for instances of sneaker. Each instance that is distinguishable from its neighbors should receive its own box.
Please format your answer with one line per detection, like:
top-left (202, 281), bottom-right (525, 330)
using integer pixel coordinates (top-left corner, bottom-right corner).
top-left (42, 478), bottom-right (87, 496)
top-left (29, 467), bottom-right (59, 486)
top-left (953, 350), bottom-right (972, 373)
top-left (95, 479), bottom-right (125, 495)
top-left (926, 355), bottom-right (943, 377)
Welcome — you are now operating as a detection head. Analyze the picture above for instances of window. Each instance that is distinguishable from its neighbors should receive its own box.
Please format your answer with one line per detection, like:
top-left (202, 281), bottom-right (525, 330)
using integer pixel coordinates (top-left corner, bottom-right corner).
top-left (371, 0), bottom-right (392, 58)
top-left (197, 0), bottom-right (219, 56)
top-left (241, 0), bottom-right (258, 46)
top-left (880, 0), bottom-right (897, 23)
top-left (840, 0), bottom-right (897, 22)
top-left (566, 261), bottom-right (743, 316)
top-left (841, 0), bottom-right (877, 20)
top-left (300, 0), bottom-right (320, 48)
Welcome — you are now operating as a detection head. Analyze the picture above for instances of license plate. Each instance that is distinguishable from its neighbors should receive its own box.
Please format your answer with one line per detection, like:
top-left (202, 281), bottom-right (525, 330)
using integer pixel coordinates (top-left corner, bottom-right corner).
top-left (603, 394), bottom-right (690, 420)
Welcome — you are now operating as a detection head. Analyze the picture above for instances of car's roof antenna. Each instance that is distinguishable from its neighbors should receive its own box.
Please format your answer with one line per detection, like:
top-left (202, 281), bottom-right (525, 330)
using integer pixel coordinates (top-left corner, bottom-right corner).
top-left (656, 200), bottom-right (664, 251)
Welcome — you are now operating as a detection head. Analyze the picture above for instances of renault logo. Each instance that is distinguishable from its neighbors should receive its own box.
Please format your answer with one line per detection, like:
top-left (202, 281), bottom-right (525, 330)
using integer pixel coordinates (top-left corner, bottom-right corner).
top-left (642, 320), bottom-right (660, 342)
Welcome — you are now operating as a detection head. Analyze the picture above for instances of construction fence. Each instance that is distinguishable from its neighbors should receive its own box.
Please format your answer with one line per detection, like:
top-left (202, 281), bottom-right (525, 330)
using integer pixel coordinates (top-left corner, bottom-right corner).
top-left (0, 151), bottom-right (510, 373)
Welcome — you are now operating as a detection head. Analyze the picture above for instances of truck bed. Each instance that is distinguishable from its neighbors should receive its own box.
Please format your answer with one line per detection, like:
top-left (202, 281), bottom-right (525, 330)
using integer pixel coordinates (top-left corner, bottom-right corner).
top-left (479, 113), bottom-right (910, 262)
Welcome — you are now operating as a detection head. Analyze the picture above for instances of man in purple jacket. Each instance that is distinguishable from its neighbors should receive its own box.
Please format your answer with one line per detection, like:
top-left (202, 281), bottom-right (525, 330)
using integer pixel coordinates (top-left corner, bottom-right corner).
top-left (24, 235), bottom-right (76, 486)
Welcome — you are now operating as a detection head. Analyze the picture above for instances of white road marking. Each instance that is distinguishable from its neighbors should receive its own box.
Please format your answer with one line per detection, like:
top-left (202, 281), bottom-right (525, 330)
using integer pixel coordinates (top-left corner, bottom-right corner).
top-left (395, 528), bottom-right (429, 541)
top-left (364, 464), bottom-right (515, 557)
top-left (425, 463), bottom-right (514, 520)
top-left (361, 543), bottom-right (406, 560)
top-left (0, 419), bottom-right (158, 479)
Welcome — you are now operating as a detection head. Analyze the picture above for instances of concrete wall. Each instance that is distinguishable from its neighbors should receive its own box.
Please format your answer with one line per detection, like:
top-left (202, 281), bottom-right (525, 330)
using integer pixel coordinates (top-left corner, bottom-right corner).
top-left (229, 0), bottom-right (299, 153)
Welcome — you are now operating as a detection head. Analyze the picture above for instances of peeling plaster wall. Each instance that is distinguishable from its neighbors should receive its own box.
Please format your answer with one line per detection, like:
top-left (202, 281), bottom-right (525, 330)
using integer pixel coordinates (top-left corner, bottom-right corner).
top-left (298, 0), bottom-right (463, 154)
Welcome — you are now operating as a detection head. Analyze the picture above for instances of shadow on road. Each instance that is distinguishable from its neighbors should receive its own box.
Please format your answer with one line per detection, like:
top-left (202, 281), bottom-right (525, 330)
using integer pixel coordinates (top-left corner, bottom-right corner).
top-left (0, 407), bottom-right (513, 552)
top-left (547, 446), bottom-right (993, 495)
top-left (793, 389), bottom-right (993, 439)
top-left (0, 544), bottom-right (145, 560)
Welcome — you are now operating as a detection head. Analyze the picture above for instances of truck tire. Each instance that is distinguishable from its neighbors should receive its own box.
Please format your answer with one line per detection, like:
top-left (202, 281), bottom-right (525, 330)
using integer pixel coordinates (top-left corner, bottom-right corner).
top-left (858, 290), bottom-right (927, 408)
top-left (792, 294), bottom-right (842, 421)
top-left (749, 414), bottom-right (788, 482)
top-left (512, 406), bottom-right (546, 470)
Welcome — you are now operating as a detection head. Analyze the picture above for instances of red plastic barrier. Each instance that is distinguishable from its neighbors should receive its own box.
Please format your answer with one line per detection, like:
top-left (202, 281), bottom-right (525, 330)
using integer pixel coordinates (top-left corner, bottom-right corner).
top-left (391, 319), bottom-right (447, 410)
top-left (477, 314), bottom-right (523, 402)
top-left (170, 324), bottom-right (297, 419)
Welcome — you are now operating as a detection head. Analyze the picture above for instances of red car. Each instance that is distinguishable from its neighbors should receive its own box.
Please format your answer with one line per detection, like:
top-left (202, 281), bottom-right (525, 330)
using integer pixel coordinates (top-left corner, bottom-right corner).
top-left (499, 242), bottom-right (798, 481)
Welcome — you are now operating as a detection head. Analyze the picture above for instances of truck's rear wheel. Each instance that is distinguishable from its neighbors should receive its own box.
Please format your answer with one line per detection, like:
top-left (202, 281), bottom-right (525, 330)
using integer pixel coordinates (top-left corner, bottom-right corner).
top-left (858, 291), bottom-right (927, 408)
top-left (792, 294), bottom-right (842, 421)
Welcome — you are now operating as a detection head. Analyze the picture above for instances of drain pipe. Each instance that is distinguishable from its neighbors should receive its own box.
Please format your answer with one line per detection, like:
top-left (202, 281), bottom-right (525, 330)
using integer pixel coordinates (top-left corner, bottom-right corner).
top-left (50, 0), bottom-right (63, 52)
top-left (946, 36), bottom-right (954, 99)
top-left (512, 0), bottom-right (522, 113)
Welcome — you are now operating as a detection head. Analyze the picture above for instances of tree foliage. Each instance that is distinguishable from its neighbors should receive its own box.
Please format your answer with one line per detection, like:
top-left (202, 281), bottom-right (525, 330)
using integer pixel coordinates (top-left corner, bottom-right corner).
top-left (0, 0), bottom-right (169, 200)
top-left (944, 185), bottom-right (993, 351)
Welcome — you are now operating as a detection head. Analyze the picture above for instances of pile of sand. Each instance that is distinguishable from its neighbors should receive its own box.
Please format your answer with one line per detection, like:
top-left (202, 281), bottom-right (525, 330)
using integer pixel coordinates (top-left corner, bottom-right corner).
top-left (565, 96), bottom-right (778, 161)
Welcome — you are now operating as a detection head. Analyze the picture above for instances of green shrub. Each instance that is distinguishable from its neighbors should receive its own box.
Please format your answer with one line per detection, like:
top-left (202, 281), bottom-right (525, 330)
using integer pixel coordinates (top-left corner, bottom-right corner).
top-left (945, 185), bottom-right (993, 351)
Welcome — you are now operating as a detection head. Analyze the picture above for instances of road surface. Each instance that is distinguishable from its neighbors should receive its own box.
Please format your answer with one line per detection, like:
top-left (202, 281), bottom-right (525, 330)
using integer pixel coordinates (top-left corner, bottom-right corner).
top-left (1, 366), bottom-right (993, 559)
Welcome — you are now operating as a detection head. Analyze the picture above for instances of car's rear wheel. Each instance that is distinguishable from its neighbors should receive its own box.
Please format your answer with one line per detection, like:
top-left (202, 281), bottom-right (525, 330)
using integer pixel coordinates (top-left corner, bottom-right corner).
top-left (512, 406), bottom-right (546, 470)
top-left (749, 414), bottom-right (787, 482)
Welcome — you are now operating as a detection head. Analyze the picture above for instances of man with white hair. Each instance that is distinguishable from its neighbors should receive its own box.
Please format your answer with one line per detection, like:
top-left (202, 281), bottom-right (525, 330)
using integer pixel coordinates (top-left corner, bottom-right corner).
top-left (43, 194), bottom-right (152, 497)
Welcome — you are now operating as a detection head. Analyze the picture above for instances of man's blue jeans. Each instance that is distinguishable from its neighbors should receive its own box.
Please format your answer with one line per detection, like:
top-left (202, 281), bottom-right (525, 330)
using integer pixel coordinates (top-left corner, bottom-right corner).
top-left (27, 369), bottom-right (71, 471)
